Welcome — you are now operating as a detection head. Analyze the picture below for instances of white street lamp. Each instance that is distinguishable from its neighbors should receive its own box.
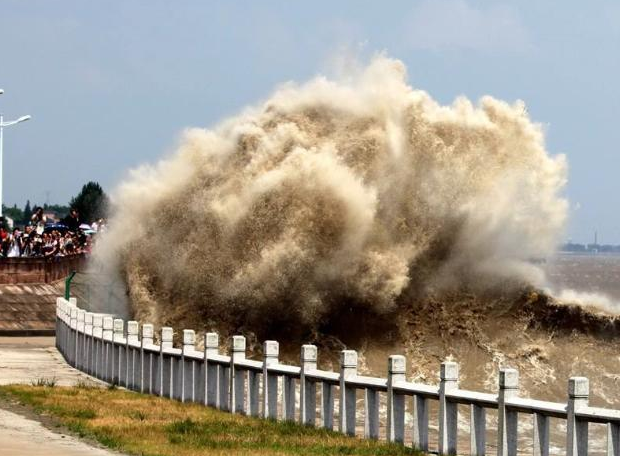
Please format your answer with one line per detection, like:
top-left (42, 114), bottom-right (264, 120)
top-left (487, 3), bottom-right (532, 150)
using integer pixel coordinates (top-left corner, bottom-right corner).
top-left (0, 111), bottom-right (31, 217)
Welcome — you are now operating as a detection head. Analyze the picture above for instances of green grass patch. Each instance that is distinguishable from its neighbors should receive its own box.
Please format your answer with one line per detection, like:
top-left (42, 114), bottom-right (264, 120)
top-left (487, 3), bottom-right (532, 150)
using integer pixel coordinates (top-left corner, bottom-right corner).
top-left (0, 385), bottom-right (424, 456)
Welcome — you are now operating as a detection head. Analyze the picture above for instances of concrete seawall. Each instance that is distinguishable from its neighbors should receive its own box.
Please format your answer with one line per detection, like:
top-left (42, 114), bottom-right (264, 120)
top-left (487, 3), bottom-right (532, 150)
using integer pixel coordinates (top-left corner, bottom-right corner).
top-left (0, 283), bottom-right (65, 335)
top-left (0, 255), bottom-right (87, 335)
top-left (0, 255), bottom-right (87, 284)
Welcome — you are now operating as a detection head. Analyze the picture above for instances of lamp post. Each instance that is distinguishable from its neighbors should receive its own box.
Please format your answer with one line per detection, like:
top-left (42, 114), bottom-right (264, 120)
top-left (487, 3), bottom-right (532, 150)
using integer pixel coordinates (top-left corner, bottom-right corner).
top-left (0, 109), bottom-right (31, 216)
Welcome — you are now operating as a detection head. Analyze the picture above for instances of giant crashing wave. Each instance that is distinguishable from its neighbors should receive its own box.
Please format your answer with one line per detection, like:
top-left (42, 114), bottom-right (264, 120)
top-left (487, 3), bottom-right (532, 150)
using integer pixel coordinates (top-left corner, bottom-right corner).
top-left (95, 56), bottom-right (568, 341)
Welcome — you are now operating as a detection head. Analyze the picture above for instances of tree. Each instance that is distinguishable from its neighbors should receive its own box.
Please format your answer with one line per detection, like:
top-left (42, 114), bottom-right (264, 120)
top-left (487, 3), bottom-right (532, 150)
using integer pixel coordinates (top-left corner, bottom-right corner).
top-left (2, 204), bottom-right (24, 224)
top-left (23, 200), bottom-right (32, 222)
top-left (43, 203), bottom-right (70, 219)
top-left (69, 182), bottom-right (109, 223)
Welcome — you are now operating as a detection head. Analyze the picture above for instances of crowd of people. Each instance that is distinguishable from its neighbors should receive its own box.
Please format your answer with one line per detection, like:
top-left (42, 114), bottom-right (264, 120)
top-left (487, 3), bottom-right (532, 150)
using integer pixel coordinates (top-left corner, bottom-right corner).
top-left (0, 207), bottom-right (105, 259)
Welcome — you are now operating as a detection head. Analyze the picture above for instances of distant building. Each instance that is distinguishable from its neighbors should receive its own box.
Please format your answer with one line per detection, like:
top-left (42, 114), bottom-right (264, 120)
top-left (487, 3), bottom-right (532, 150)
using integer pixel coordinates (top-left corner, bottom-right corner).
top-left (42, 211), bottom-right (60, 223)
top-left (561, 242), bottom-right (620, 253)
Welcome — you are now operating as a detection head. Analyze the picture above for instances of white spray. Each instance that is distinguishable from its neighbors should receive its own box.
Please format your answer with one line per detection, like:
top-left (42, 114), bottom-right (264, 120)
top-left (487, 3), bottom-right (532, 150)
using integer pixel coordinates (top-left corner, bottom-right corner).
top-left (95, 56), bottom-right (569, 335)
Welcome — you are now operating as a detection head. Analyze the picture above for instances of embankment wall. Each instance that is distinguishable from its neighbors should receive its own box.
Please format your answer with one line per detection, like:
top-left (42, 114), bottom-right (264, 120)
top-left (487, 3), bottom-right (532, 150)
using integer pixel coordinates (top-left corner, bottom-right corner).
top-left (0, 255), bottom-right (87, 284)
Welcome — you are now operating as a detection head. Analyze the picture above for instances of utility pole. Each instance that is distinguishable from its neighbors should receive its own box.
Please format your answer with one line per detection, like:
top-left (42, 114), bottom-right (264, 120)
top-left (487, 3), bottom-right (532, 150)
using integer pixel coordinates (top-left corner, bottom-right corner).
top-left (0, 89), bottom-right (31, 216)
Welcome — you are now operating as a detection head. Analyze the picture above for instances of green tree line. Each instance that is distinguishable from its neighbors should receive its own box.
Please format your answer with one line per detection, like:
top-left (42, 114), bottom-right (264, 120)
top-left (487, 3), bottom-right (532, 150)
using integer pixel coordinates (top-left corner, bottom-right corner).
top-left (1, 181), bottom-right (109, 227)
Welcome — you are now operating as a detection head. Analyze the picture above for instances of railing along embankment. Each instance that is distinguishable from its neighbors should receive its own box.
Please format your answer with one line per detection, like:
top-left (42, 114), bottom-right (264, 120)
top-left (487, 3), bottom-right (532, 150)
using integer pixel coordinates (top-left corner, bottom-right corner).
top-left (57, 297), bottom-right (620, 455)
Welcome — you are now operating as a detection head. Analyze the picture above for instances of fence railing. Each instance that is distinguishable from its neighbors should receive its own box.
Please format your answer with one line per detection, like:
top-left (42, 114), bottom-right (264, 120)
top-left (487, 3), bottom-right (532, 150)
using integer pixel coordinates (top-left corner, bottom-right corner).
top-left (56, 297), bottom-right (620, 455)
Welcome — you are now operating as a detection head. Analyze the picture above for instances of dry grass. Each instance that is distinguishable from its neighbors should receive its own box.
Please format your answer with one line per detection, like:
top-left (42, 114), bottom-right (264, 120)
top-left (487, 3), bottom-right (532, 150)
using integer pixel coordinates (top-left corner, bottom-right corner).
top-left (0, 385), bottom-right (423, 456)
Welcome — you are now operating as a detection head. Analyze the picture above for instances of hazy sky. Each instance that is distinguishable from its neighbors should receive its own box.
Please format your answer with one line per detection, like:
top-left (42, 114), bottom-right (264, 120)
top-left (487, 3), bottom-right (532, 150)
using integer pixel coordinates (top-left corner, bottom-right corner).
top-left (1, 1), bottom-right (619, 243)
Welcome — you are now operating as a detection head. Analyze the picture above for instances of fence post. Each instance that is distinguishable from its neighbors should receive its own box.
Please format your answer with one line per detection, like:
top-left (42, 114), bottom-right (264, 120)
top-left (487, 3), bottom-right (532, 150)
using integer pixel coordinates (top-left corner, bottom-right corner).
top-left (533, 412), bottom-right (550, 456)
top-left (59, 300), bottom-right (66, 353)
top-left (567, 377), bottom-right (589, 456)
top-left (283, 373), bottom-right (295, 421)
top-left (63, 301), bottom-right (70, 357)
top-left (181, 329), bottom-right (195, 403)
top-left (498, 368), bottom-right (519, 456)
top-left (92, 315), bottom-right (103, 379)
top-left (61, 301), bottom-right (71, 359)
top-left (439, 361), bottom-right (459, 455)
top-left (76, 310), bottom-right (85, 369)
top-left (387, 355), bottom-right (406, 443)
top-left (413, 394), bottom-right (429, 451)
top-left (67, 301), bottom-right (73, 348)
top-left (126, 321), bottom-right (139, 390)
top-left (57, 300), bottom-right (62, 352)
top-left (55, 298), bottom-right (61, 350)
top-left (140, 324), bottom-right (154, 393)
top-left (247, 359), bottom-right (260, 417)
top-left (608, 422), bottom-right (620, 456)
top-left (262, 340), bottom-right (279, 419)
top-left (219, 346), bottom-right (230, 412)
top-left (300, 345), bottom-right (317, 426)
top-left (70, 307), bottom-right (78, 366)
top-left (112, 319), bottom-right (124, 385)
top-left (159, 327), bottom-right (173, 397)
top-left (229, 336), bottom-right (246, 414)
top-left (204, 333), bottom-right (219, 407)
top-left (471, 403), bottom-right (486, 456)
top-left (322, 380), bottom-right (335, 430)
top-left (365, 386), bottom-right (380, 440)
top-left (84, 312), bottom-right (93, 375)
top-left (102, 317), bottom-right (114, 382)
top-left (339, 350), bottom-right (358, 436)
top-left (61, 300), bottom-right (67, 351)
top-left (55, 299), bottom-right (61, 351)
top-left (64, 301), bottom-right (70, 355)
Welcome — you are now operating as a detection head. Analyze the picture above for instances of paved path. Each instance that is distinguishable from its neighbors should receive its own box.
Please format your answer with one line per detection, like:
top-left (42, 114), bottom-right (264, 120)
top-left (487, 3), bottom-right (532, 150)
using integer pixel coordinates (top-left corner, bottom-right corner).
top-left (0, 407), bottom-right (123, 456)
top-left (0, 336), bottom-right (123, 455)
top-left (0, 336), bottom-right (99, 386)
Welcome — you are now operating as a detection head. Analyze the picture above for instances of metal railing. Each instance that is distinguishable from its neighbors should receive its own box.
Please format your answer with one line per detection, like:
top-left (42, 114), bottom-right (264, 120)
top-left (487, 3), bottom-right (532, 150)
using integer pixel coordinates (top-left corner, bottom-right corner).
top-left (65, 271), bottom-right (128, 314)
top-left (56, 297), bottom-right (620, 455)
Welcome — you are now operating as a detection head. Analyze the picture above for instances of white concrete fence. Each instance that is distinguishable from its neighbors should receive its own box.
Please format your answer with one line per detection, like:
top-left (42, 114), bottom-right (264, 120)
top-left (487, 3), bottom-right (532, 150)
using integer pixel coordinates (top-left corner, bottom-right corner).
top-left (56, 297), bottom-right (620, 455)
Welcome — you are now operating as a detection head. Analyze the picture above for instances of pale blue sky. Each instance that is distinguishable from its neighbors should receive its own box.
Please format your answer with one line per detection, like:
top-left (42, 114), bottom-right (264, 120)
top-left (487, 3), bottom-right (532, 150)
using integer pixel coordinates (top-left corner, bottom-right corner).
top-left (1, 1), bottom-right (618, 243)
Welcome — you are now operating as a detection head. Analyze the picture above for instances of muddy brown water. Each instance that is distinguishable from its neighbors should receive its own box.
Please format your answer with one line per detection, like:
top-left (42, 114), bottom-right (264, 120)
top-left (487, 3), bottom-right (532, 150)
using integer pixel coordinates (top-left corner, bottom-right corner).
top-left (112, 253), bottom-right (620, 454)
top-left (271, 253), bottom-right (620, 455)
top-left (545, 253), bottom-right (620, 303)
top-left (352, 254), bottom-right (620, 455)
